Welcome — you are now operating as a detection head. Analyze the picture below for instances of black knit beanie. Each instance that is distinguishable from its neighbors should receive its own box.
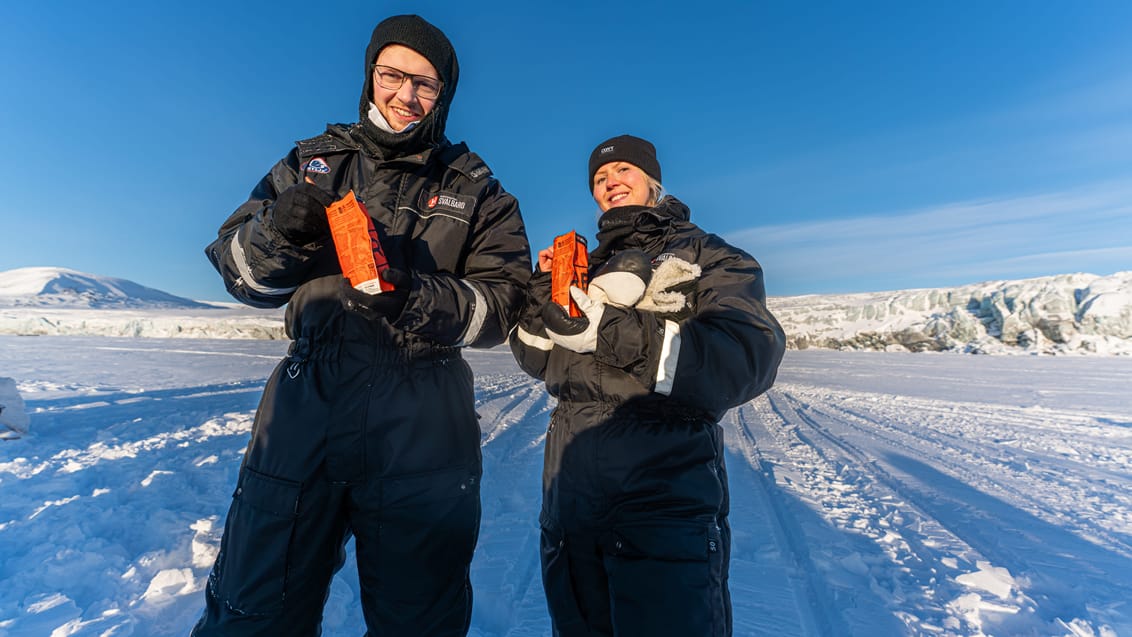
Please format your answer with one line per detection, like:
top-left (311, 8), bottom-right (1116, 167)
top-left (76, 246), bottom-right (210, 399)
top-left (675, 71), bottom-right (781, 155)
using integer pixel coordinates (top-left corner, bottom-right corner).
top-left (358, 15), bottom-right (459, 149)
top-left (587, 135), bottom-right (662, 191)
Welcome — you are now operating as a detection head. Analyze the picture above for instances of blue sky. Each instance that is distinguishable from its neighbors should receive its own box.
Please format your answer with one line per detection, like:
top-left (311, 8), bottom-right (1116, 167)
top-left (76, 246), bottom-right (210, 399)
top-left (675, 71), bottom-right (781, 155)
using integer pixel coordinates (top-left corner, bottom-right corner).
top-left (1, 1), bottom-right (1130, 301)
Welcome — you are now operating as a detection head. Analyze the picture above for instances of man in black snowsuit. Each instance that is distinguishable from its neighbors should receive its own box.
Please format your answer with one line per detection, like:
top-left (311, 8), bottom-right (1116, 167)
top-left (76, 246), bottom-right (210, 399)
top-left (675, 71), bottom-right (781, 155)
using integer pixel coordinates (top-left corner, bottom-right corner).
top-left (192, 15), bottom-right (530, 636)
top-left (510, 135), bottom-right (785, 636)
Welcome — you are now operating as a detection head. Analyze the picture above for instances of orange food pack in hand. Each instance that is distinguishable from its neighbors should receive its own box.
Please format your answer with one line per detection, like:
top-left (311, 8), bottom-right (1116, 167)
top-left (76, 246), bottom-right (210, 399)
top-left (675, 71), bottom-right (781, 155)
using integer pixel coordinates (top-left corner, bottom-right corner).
top-left (325, 190), bottom-right (394, 294)
top-left (551, 231), bottom-right (589, 317)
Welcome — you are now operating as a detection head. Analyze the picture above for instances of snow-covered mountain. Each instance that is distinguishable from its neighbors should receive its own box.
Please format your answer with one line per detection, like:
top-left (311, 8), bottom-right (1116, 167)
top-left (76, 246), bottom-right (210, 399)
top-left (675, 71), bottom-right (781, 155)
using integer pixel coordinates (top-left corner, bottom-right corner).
top-left (2, 267), bottom-right (1130, 354)
top-left (769, 270), bottom-right (1132, 355)
top-left (0, 267), bottom-right (285, 339)
top-left (0, 267), bottom-right (218, 309)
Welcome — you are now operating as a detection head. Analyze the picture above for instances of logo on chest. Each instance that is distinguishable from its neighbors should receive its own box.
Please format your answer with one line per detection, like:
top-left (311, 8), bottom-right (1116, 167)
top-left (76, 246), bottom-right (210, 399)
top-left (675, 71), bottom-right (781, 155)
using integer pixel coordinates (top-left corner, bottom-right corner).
top-left (418, 190), bottom-right (476, 220)
top-left (300, 157), bottom-right (331, 174)
top-left (653, 252), bottom-right (679, 265)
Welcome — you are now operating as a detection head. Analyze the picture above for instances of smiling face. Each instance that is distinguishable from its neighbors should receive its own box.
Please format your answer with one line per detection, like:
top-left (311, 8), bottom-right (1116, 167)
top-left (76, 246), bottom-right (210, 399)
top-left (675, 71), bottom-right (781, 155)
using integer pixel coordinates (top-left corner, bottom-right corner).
top-left (371, 44), bottom-right (440, 131)
top-left (592, 161), bottom-right (653, 212)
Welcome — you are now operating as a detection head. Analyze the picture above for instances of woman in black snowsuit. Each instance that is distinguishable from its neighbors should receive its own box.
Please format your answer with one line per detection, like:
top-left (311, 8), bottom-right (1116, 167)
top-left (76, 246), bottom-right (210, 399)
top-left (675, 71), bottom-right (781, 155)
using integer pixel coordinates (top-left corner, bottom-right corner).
top-left (510, 134), bottom-right (786, 636)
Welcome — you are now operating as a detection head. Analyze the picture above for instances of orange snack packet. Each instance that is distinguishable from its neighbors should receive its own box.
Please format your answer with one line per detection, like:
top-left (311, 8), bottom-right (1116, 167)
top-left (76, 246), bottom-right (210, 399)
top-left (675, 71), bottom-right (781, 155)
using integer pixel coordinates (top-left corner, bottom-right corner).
top-left (326, 190), bottom-right (394, 294)
top-left (551, 231), bottom-right (589, 317)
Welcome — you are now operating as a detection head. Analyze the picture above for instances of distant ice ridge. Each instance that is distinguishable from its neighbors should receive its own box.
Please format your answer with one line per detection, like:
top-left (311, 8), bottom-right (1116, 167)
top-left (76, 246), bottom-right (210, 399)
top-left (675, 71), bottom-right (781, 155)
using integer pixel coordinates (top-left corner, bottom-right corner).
top-left (0, 308), bottom-right (286, 339)
top-left (770, 270), bottom-right (1132, 355)
top-left (2, 267), bottom-right (1130, 353)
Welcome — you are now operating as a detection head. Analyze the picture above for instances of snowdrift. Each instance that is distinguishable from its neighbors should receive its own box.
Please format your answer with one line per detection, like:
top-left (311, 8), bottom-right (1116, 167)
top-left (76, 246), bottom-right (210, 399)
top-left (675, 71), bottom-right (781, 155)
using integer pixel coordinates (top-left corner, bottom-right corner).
top-left (0, 376), bottom-right (29, 439)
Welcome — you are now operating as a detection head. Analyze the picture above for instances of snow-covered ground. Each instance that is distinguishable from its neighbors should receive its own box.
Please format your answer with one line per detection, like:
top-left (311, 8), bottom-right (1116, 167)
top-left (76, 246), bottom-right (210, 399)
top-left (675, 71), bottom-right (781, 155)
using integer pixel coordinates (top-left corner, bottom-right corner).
top-left (1, 335), bottom-right (1129, 636)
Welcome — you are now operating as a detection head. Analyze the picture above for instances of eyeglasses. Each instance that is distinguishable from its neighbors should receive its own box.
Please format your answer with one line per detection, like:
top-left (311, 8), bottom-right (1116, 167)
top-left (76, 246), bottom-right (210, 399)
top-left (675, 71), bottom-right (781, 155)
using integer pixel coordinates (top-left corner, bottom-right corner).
top-left (373, 65), bottom-right (443, 100)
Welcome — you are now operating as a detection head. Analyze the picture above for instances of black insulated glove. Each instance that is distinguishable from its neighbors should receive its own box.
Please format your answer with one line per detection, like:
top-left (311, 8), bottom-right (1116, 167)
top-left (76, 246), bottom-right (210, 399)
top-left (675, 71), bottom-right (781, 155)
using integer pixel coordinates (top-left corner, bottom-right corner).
top-left (541, 287), bottom-right (604, 353)
top-left (340, 268), bottom-right (411, 321)
top-left (270, 182), bottom-right (336, 244)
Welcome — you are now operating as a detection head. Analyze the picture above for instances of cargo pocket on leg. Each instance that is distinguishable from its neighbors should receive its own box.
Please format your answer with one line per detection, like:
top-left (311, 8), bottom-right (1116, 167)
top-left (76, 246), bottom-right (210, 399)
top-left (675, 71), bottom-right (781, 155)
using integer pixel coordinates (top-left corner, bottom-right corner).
top-left (602, 520), bottom-right (725, 637)
top-left (367, 466), bottom-right (481, 633)
top-left (213, 467), bottom-right (301, 616)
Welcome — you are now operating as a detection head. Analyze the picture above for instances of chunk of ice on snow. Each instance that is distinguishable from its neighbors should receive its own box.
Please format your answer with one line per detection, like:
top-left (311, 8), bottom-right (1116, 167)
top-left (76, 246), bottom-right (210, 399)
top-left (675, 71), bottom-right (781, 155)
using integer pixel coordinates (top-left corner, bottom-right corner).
top-left (956, 560), bottom-right (1016, 599)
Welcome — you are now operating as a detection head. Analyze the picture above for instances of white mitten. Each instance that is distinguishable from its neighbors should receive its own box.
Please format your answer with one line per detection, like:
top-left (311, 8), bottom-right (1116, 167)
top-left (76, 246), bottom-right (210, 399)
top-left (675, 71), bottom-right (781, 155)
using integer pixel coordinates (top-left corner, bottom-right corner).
top-left (588, 250), bottom-right (653, 308)
top-left (636, 257), bottom-right (701, 319)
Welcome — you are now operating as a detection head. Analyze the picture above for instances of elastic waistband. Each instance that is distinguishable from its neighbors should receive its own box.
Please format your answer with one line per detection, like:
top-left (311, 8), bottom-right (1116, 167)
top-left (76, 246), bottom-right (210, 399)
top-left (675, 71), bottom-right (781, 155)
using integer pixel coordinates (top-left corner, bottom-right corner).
top-left (287, 336), bottom-right (461, 366)
top-left (555, 398), bottom-right (712, 426)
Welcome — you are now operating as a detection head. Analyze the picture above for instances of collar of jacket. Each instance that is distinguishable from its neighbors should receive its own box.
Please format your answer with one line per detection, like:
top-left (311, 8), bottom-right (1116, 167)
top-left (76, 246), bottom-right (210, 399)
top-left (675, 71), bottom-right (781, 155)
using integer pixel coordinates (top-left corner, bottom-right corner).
top-left (349, 120), bottom-right (448, 163)
top-left (354, 114), bottom-right (447, 160)
top-left (592, 196), bottom-right (690, 260)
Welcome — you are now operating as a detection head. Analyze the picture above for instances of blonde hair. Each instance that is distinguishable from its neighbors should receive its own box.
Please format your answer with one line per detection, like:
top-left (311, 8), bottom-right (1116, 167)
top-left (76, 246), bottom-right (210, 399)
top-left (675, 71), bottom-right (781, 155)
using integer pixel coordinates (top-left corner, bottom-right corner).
top-left (646, 176), bottom-right (664, 206)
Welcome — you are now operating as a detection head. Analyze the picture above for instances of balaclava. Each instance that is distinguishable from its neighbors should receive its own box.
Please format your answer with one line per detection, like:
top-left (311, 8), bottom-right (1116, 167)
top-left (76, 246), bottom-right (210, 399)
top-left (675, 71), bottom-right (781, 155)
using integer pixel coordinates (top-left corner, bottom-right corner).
top-left (359, 15), bottom-right (459, 154)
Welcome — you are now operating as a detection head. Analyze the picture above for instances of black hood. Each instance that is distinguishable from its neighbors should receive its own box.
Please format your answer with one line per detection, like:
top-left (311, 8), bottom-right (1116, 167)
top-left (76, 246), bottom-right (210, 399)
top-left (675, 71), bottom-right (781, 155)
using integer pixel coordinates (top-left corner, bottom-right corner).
top-left (358, 14), bottom-right (459, 154)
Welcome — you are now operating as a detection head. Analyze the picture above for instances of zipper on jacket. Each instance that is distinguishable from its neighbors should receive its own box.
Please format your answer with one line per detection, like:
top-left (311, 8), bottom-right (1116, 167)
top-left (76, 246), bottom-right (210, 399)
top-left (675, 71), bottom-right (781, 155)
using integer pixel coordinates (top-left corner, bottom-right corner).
top-left (354, 152), bottom-right (367, 204)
